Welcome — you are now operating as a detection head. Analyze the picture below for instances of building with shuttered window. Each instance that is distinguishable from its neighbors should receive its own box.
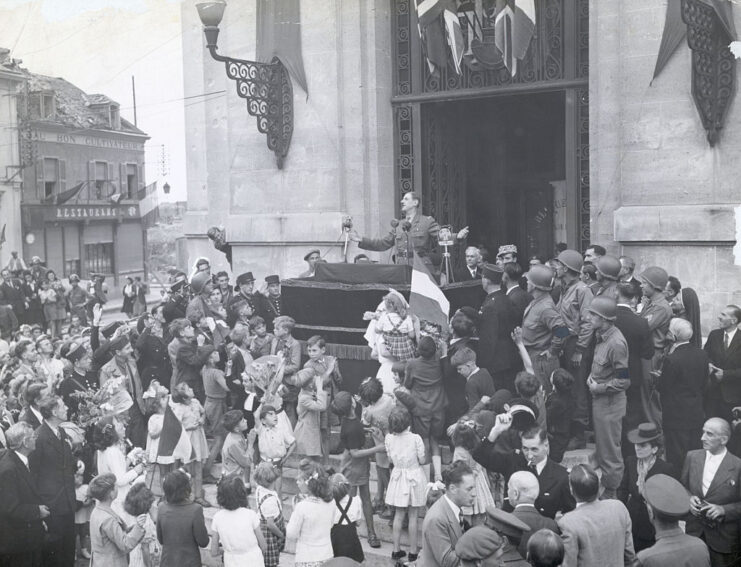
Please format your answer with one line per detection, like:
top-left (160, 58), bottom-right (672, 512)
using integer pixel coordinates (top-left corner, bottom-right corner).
top-left (18, 72), bottom-right (149, 294)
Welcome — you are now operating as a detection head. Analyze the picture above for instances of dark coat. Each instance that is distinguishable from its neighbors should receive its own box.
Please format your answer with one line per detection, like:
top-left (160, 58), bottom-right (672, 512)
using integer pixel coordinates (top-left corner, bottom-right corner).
top-left (618, 456), bottom-right (676, 551)
top-left (658, 343), bottom-right (708, 430)
top-left (0, 449), bottom-right (45, 555)
top-left (704, 328), bottom-right (741, 407)
top-left (511, 504), bottom-right (559, 558)
top-left (615, 305), bottom-right (654, 428)
top-left (28, 423), bottom-right (76, 516)
top-left (0, 304), bottom-right (18, 339)
top-left (681, 448), bottom-right (741, 555)
top-left (19, 408), bottom-right (41, 430)
top-left (156, 501), bottom-right (209, 567)
top-left (478, 290), bottom-right (519, 375)
top-left (507, 286), bottom-right (532, 324)
top-left (0, 281), bottom-right (26, 317)
top-left (455, 265), bottom-right (482, 282)
top-left (261, 294), bottom-right (284, 332)
top-left (135, 327), bottom-right (173, 391)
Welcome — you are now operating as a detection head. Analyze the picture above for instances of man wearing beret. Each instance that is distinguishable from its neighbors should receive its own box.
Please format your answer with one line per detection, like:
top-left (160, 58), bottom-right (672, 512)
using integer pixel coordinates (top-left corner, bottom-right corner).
top-left (636, 474), bottom-right (710, 566)
top-left (299, 249), bottom-right (321, 278)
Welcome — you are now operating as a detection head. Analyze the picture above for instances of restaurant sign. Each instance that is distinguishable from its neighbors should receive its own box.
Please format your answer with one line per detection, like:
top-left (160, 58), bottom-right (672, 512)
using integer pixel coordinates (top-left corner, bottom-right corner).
top-left (51, 205), bottom-right (140, 220)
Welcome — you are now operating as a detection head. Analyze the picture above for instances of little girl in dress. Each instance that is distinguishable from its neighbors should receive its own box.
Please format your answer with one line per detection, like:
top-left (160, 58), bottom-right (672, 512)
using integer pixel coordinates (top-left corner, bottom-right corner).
top-left (451, 419), bottom-right (495, 525)
top-left (142, 381), bottom-right (172, 500)
top-left (170, 382), bottom-right (211, 507)
top-left (384, 406), bottom-right (426, 563)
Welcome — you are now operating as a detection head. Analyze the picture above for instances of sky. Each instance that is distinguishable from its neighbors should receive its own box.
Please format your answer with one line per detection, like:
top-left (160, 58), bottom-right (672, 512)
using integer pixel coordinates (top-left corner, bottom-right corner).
top-left (0, 0), bottom-right (188, 201)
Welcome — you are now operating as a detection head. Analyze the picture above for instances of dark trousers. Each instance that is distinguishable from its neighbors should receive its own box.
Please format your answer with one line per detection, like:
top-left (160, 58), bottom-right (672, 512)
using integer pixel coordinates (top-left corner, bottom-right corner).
top-left (702, 533), bottom-right (741, 567)
top-left (664, 427), bottom-right (702, 471)
top-left (0, 551), bottom-right (43, 567)
top-left (561, 335), bottom-right (592, 430)
top-left (42, 513), bottom-right (75, 567)
top-left (490, 369), bottom-right (516, 393)
top-left (126, 404), bottom-right (147, 449)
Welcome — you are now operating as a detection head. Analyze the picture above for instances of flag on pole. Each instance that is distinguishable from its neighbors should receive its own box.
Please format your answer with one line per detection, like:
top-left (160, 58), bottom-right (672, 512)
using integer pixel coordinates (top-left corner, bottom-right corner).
top-left (495, 0), bottom-right (536, 76)
top-left (156, 403), bottom-right (193, 465)
top-left (0, 224), bottom-right (5, 248)
top-left (42, 182), bottom-right (84, 206)
top-left (417, 0), bottom-right (448, 73)
top-left (442, 0), bottom-right (465, 74)
top-left (409, 253), bottom-right (450, 331)
top-left (137, 182), bottom-right (159, 229)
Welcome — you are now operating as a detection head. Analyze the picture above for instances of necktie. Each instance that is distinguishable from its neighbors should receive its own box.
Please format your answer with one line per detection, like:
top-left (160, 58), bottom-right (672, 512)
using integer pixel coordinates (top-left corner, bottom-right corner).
top-left (725, 333), bottom-right (730, 351)
top-left (459, 513), bottom-right (467, 532)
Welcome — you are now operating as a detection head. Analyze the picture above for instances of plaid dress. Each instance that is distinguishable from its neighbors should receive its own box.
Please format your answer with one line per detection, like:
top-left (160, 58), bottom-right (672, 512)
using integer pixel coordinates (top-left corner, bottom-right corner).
top-left (257, 489), bottom-right (286, 567)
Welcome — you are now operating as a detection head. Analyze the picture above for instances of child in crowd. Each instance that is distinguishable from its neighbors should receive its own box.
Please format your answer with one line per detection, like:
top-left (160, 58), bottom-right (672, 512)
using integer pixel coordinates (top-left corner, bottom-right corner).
top-left (221, 410), bottom-right (253, 489)
top-left (256, 404), bottom-right (296, 498)
top-left (74, 460), bottom-right (92, 559)
top-left (254, 462), bottom-right (286, 567)
top-left (405, 336), bottom-right (446, 482)
top-left (451, 419), bottom-right (495, 525)
top-left (515, 371), bottom-right (547, 431)
top-left (329, 472), bottom-right (364, 563)
top-left (249, 316), bottom-right (274, 359)
top-left (211, 475), bottom-right (267, 566)
top-left (170, 382), bottom-right (211, 507)
top-left (546, 368), bottom-right (575, 463)
top-left (450, 346), bottom-right (496, 412)
top-left (304, 335), bottom-right (342, 463)
top-left (390, 361), bottom-right (416, 413)
top-left (385, 406), bottom-right (426, 563)
top-left (294, 367), bottom-right (329, 461)
top-left (376, 291), bottom-right (417, 362)
top-left (330, 391), bottom-right (382, 548)
top-left (359, 376), bottom-right (395, 519)
top-left (201, 349), bottom-right (229, 480)
top-left (125, 483), bottom-right (159, 567)
top-left (272, 316), bottom-right (302, 427)
top-left (142, 381), bottom-right (172, 499)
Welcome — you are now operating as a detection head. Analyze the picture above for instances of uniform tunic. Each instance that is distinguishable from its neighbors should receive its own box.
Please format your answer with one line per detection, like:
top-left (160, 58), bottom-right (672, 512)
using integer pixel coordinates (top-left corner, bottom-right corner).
top-left (523, 294), bottom-right (568, 391)
top-left (635, 526), bottom-right (710, 567)
top-left (360, 212), bottom-right (441, 271)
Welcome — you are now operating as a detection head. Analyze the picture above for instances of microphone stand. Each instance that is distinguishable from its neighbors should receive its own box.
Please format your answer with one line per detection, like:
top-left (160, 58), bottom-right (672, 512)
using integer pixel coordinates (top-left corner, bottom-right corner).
top-left (342, 227), bottom-right (350, 263)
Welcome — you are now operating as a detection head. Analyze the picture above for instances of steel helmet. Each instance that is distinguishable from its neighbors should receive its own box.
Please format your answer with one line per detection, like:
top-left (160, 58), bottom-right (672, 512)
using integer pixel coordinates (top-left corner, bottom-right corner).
top-left (525, 265), bottom-right (555, 291)
top-left (639, 266), bottom-right (669, 291)
top-left (556, 250), bottom-right (583, 273)
top-left (588, 296), bottom-right (617, 321)
top-left (596, 255), bottom-right (621, 281)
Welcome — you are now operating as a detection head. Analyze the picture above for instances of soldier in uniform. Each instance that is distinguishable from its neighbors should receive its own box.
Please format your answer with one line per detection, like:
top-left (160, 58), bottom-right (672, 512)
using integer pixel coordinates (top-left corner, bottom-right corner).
top-left (586, 296), bottom-right (630, 499)
top-left (636, 474), bottom-right (710, 567)
top-left (639, 267), bottom-right (672, 375)
top-left (478, 263), bottom-right (520, 391)
top-left (65, 274), bottom-right (90, 326)
top-left (350, 191), bottom-right (467, 277)
top-left (261, 274), bottom-right (284, 332)
top-left (553, 249), bottom-right (594, 449)
top-left (227, 272), bottom-right (262, 328)
top-left (496, 244), bottom-right (519, 267)
top-left (594, 255), bottom-right (622, 301)
top-left (162, 272), bottom-right (189, 324)
top-left (521, 265), bottom-right (569, 393)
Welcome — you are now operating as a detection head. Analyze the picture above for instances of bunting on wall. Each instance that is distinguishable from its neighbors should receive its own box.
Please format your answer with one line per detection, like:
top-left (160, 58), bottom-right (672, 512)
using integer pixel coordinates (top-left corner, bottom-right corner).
top-left (494, 0), bottom-right (536, 77)
top-left (416, 0), bottom-right (464, 75)
top-left (255, 0), bottom-right (308, 95)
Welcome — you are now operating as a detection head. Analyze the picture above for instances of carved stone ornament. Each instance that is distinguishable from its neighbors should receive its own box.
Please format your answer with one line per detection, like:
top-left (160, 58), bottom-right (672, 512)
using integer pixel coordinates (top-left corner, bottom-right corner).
top-left (681, 0), bottom-right (736, 146)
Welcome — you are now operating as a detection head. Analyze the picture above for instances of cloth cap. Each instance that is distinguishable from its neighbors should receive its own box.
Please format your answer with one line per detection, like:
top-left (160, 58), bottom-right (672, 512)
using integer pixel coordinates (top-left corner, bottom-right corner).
top-left (482, 263), bottom-right (503, 283)
top-left (190, 271), bottom-right (211, 294)
top-left (304, 249), bottom-right (321, 261)
top-left (627, 422), bottom-right (662, 444)
top-left (497, 244), bottom-right (518, 258)
top-left (101, 321), bottom-right (124, 339)
top-left (455, 525), bottom-right (505, 560)
top-left (455, 306), bottom-right (480, 325)
top-left (485, 506), bottom-right (531, 539)
top-left (265, 275), bottom-right (280, 285)
top-left (236, 272), bottom-right (255, 286)
top-left (644, 474), bottom-right (691, 518)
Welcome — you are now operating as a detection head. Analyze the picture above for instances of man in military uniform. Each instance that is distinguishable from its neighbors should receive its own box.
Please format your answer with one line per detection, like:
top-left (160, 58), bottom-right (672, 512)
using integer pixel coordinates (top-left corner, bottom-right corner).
top-left (594, 255), bottom-right (622, 301)
top-left (586, 296), bottom-right (630, 498)
top-left (553, 249), bottom-right (594, 449)
top-left (227, 272), bottom-right (262, 328)
top-left (639, 266), bottom-right (673, 375)
top-left (496, 244), bottom-right (519, 267)
top-left (162, 272), bottom-right (189, 324)
top-left (521, 264), bottom-right (569, 392)
top-left (350, 191), bottom-right (468, 276)
top-left (478, 264), bottom-right (519, 391)
top-left (261, 275), bottom-right (284, 332)
top-left (636, 474), bottom-right (711, 566)
top-left (66, 274), bottom-right (90, 326)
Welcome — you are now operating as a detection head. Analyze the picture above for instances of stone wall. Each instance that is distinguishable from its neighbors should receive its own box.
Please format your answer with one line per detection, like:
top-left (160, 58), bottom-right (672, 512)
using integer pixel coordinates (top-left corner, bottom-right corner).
top-left (181, 0), bottom-right (395, 280)
top-left (0, 71), bottom-right (23, 267)
top-left (590, 1), bottom-right (741, 334)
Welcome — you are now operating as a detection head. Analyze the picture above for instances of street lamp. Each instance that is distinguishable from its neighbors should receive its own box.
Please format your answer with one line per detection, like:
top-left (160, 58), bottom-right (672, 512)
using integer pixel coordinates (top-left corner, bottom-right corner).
top-left (195, 0), bottom-right (294, 168)
top-left (163, 182), bottom-right (170, 194)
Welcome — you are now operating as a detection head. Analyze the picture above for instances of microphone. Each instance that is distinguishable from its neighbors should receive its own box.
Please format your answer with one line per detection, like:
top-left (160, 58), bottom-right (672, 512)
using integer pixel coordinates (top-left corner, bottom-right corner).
top-left (390, 218), bottom-right (399, 229)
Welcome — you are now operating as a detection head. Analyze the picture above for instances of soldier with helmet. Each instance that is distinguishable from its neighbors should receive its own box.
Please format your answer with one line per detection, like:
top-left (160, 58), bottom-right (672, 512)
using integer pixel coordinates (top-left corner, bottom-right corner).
top-left (586, 296), bottom-right (630, 498)
top-left (553, 249), bottom-right (594, 449)
top-left (595, 255), bottom-right (622, 301)
top-left (639, 267), bottom-right (673, 374)
top-left (521, 264), bottom-right (570, 393)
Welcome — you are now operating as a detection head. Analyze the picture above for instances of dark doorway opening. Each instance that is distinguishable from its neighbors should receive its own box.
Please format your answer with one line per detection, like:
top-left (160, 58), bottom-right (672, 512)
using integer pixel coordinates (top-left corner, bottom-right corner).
top-left (421, 91), bottom-right (566, 267)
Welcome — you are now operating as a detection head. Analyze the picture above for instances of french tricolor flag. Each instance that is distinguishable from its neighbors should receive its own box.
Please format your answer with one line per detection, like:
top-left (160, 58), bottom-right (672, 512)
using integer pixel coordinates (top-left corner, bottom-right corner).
top-left (409, 253), bottom-right (450, 331)
top-left (156, 404), bottom-right (194, 464)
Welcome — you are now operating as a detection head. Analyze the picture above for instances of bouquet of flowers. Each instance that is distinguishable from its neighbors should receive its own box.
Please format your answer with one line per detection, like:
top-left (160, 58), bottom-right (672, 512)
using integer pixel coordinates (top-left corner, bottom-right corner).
top-left (126, 447), bottom-right (148, 468)
top-left (73, 376), bottom-right (132, 429)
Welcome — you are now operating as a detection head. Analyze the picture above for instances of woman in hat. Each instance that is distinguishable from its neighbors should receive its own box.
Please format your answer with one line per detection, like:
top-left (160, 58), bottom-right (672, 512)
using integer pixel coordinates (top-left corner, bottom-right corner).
top-left (617, 422), bottom-right (675, 552)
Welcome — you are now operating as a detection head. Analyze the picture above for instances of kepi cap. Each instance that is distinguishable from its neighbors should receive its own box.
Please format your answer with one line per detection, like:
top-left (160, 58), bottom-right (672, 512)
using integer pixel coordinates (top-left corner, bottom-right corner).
top-left (481, 263), bottom-right (503, 283)
top-left (236, 272), bottom-right (255, 286)
top-left (644, 474), bottom-right (691, 518)
top-left (455, 525), bottom-right (505, 561)
top-left (265, 275), bottom-right (280, 285)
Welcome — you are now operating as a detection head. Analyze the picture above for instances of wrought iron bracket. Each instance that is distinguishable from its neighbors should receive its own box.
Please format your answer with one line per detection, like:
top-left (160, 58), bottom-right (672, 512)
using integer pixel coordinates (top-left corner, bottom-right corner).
top-left (204, 30), bottom-right (293, 168)
top-left (682, 0), bottom-right (736, 147)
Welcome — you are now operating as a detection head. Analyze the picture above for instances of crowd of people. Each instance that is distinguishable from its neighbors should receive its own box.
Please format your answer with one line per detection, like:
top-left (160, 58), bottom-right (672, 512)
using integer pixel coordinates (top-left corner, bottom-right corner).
top-left (0, 232), bottom-right (739, 567)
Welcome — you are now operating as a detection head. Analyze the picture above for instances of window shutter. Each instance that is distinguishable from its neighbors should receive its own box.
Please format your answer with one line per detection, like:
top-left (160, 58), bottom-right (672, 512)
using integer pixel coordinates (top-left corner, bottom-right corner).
top-left (138, 163), bottom-right (144, 193)
top-left (119, 163), bottom-right (127, 198)
top-left (107, 162), bottom-right (115, 195)
top-left (59, 159), bottom-right (66, 194)
top-left (36, 157), bottom-right (44, 200)
top-left (88, 160), bottom-right (95, 200)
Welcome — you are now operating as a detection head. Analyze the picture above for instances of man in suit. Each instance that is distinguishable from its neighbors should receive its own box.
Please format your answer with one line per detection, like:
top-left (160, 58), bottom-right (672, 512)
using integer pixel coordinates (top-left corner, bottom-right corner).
top-left (455, 246), bottom-right (482, 281)
top-left (419, 462), bottom-right (476, 567)
top-left (508, 471), bottom-right (559, 559)
top-left (636, 473), bottom-right (711, 567)
top-left (503, 262), bottom-right (531, 323)
top-left (558, 464), bottom-right (636, 567)
top-left (478, 263), bottom-right (520, 391)
top-left (168, 318), bottom-right (215, 404)
top-left (0, 422), bottom-right (49, 567)
top-left (19, 383), bottom-right (45, 430)
top-left (0, 270), bottom-right (27, 324)
top-left (705, 305), bottom-right (741, 424)
top-left (681, 418), bottom-right (741, 566)
top-left (28, 396), bottom-right (76, 567)
top-left (659, 318), bottom-right (709, 469)
top-left (0, 303), bottom-right (17, 340)
top-left (616, 283), bottom-right (657, 449)
top-left (135, 304), bottom-right (173, 391)
top-left (99, 335), bottom-right (146, 448)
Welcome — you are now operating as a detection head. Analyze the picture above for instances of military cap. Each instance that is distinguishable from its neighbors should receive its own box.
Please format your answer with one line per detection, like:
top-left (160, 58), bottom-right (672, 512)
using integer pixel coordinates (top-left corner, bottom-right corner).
top-left (481, 263), bottom-right (503, 283)
top-left (644, 474), bottom-right (691, 518)
top-left (455, 306), bottom-right (480, 325)
top-left (100, 320), bottom-right (124, 339)
top-left (507, 397), bottom-right (539, 430)
top-left (61, 340), bottom-right (88, 364)
top-left (497, 244), bottom-right (518, 258)
top-left (107, 334), bottom-right (130, 353)
top-left (265, 275), bottom-right (280, 285)
top-left (236, 272), bottom-right (255, 286)
top-left (304, 249), bottom-right (321, 261)
top-left (455, 525), bottom-right (505, 561)
top-left (485, 506), bottom-right (531, 539)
